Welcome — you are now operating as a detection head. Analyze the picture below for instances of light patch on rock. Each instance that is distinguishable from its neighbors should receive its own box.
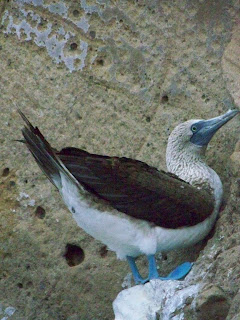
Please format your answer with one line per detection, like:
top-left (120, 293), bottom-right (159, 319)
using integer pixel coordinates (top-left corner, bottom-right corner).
top-left (28, 199), bottom-right (36, 207)
top-left (121, 273), bottom-right (132, 289)
top-left (113, 279), bottom-right (200, 320)
top-left (17, 192), bottom-right (35, 207)
top-left (1, 1), bottom-right (89, 72)
top-left (17, 0), bottom-right (44, 6)
top-left (17, 192), bottom-right (30, 200)
top-left (80, 0), bottom-right (100, 15)
top-left (0, 305), bottom-right (16, 320)
top-left (14, 0), bottom-right (90, 32)
top-left (46, 1), bottom-right (68, 17)
top-left (75, 16), bottom-right (90, 34)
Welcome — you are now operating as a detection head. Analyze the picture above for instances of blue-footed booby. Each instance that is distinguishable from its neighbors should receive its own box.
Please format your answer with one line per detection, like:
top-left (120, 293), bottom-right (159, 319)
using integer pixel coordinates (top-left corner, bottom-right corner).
top-left (19, 109), bottom-right (239, 284)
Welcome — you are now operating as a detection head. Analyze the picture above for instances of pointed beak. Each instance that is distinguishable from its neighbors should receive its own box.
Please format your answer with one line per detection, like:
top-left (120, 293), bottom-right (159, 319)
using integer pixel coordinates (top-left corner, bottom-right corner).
top-left (191, 109), bottom-right (239, 146)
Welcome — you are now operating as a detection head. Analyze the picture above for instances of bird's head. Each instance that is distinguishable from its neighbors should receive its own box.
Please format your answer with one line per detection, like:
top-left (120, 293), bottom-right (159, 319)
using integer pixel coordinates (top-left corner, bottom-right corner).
top-left (168, 109), bottom-right (239, 155)
top-left (167, 109), bottom-right (239, 184)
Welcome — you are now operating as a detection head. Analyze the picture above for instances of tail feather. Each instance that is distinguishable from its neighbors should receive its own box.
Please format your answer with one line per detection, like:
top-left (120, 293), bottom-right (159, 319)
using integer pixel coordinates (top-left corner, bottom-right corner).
top-left (19, 110), bottom-right (78, 190)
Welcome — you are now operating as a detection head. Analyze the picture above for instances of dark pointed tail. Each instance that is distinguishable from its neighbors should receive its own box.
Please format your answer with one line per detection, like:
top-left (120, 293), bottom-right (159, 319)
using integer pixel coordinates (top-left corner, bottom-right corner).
top-left (19, 110), bottom-right (77, 190)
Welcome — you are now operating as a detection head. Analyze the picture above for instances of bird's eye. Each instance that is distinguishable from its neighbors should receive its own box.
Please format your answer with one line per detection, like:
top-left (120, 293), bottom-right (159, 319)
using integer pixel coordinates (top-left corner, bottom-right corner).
top-left (191, 126), bottom-right (197, 133)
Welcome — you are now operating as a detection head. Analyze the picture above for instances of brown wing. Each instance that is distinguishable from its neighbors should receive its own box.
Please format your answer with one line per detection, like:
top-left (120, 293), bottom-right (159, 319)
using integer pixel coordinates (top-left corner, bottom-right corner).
top-left (58, 147), bottom-right (215, 229)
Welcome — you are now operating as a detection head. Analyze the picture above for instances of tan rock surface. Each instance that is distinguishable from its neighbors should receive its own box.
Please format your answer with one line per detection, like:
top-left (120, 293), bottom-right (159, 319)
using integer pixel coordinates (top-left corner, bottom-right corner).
top-left (195, 285), bottom-right (230, 320)
top-left (0, 1), bottom-right (239, 319)
top-left (222, 23), bottom-right (240, 108)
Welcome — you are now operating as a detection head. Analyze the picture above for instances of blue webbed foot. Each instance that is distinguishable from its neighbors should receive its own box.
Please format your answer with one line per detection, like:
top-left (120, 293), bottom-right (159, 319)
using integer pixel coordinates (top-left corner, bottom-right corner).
top-left (159, 262), bottom-right (193, 280)
top-left (147, 255), bottom-right (193, 281)
top-left (127, 255), bottom-right (193, 285)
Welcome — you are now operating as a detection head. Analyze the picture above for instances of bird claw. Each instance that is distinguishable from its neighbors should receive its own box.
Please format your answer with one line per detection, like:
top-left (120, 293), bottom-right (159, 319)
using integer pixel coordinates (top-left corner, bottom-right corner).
top-left (134, 276), bottom-right (149, 285)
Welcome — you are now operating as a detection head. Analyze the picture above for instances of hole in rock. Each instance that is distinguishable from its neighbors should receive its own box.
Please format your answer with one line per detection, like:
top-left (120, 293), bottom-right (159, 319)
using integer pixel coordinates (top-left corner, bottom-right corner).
top-left (161, 95), bottom-right (169, 103)
top-left (96, 59), bottom-right (104, 66)
top-left (146, 116), bottom-right (151, 122)
top-left (73, 9), bottom-right (80, 17)
top-left (70, 43), bottom-right (78, 50)
top-left (89, 30), bottom-right (96, 39)
top-left (162, 253), bottom-right (168, 260)
top-left (2, 167), bottom-right (10, 176)
top-left (35, 206), bottom-right (46, 219)
top-left (64, 244), bottom-right (85, 267)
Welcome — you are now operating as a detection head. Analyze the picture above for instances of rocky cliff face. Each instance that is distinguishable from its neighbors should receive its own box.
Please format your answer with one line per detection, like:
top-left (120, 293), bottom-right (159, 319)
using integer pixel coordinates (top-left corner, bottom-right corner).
top-left (0, 1), bottom-right (239, 319)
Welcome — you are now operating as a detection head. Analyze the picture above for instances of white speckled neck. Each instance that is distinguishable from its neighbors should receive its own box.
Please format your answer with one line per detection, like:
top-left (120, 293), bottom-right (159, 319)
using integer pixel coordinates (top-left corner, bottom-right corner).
top-left (166, 123), bottom-right (223, 208)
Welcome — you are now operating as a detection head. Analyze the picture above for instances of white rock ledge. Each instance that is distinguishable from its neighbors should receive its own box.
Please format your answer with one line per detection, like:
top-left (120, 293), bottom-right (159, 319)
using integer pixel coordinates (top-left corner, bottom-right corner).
top-left (113, 280), bottom-right (200, 320)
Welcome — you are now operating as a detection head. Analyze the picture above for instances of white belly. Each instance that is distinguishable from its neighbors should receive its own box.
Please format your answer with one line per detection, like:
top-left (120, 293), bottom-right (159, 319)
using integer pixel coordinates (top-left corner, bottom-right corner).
top-left (59, 173), bottom-right (222, 260)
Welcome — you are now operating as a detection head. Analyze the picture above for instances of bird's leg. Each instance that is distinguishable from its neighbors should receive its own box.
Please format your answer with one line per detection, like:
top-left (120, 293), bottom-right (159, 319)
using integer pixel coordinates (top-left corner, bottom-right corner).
top-left (147, 255), bottom-right (193, 280)
top-left (147, 254), bottom-right (160, 279)
top-left (127, 256), bottom-right (148, 285)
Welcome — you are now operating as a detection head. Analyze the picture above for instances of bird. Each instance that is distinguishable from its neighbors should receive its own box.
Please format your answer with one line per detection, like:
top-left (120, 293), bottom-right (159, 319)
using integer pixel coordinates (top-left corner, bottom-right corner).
top-left (19, 109), bottom-right (239, 284)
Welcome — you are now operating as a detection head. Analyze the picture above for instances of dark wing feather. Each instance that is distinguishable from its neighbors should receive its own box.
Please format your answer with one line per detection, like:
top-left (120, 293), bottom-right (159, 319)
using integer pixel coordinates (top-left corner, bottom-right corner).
top-left (58, 147), bottom-right (215, 229)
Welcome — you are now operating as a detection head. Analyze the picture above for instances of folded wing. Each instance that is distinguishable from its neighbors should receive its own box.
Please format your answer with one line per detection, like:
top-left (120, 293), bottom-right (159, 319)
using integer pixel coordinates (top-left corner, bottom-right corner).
top-left (58, 147), bottom-right (214, 229)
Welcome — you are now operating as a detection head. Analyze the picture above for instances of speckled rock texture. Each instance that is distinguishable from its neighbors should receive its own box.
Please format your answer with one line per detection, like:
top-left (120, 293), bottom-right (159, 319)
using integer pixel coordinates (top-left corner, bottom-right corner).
top-left (0, 1), bottom-right (239, 319)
